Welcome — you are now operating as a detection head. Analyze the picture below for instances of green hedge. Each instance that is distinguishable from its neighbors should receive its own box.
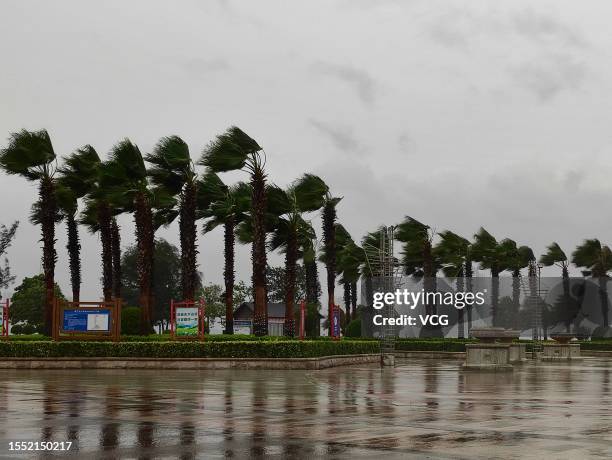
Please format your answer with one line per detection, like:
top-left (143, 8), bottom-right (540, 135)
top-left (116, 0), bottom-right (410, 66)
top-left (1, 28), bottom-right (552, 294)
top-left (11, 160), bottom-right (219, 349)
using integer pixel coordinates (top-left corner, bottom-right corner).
top-left (395, 339), bottom-right (475, 352)
top-left (0, 340), bottom-right (379, 358)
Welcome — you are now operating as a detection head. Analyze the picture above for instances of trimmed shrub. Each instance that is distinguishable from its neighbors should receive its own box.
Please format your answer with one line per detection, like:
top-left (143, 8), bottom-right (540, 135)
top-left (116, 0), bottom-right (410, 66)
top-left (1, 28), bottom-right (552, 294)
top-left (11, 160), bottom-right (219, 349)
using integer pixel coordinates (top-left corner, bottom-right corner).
top-left (395, 339), bottom-right (475, 352)
top-left (121, 307), bottom-right (141, 335)
top-left (0, 340), bottom-right (380, 358)
top-left (345, 319), bottom-right (362, 338)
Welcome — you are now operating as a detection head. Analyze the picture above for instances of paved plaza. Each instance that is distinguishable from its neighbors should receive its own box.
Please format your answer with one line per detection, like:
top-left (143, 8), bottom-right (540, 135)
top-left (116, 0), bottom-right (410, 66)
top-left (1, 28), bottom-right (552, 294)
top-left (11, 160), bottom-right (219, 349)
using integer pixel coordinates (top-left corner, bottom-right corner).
top-left (1, 358), bottom-right (611, 458)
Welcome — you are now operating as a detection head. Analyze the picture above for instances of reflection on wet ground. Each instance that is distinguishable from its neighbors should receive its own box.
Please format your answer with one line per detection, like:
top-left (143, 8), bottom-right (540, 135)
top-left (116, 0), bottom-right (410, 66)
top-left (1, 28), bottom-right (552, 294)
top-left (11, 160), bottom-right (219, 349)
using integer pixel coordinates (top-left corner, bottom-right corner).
top-left (1, 358), bottom-right (612, 458)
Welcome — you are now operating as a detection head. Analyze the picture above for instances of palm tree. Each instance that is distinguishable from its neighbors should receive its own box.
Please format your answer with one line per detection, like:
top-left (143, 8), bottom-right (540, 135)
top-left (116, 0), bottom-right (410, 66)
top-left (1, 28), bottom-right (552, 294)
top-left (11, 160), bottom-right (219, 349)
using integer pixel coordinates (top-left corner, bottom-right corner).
top-left (268, 174), bottom-right (328, 336)
top-left (471, 228), bottom-right (510, 327)
top-left (56, 186), bottom-right (81, 302)
top-left (0, 129), bottom-right (57, 334)
top-left (303, 238), bottom-right (322, 335)
top-left (201, 126), bottom-right (268, 336)
top-left (111, 218), bottom-right (121, 299)
top-left (101, 140), bottom-right (160, 333)
top-left (572, 239), bottom-right (612, 328)
top-left (57, 145), bottom-right (102, 303)
top-left (145, 136), bottom-right (199, 301)
top-left (200, 171), bottom-right (250, 334)
top-left (321, 192), bottom-right (342, 329)
top-left (503, 240), bottom-right (534, 330)
top-left (435, 230), bottom-right (472, 337)
top-left (337, 238), bottom-right (364, 321)
top-left (72, 148), bottom-right (119, 303)
top-left (540, 242), bottom-right (572, 332)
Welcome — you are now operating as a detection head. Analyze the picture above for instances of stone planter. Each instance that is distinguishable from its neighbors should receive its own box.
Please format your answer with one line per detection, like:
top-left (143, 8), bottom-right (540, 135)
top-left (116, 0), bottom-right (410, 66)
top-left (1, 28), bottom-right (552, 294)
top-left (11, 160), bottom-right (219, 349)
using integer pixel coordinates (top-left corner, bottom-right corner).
top-left (541, 343), bottom-right (582, 361)
top-left (470, 327), bottom-right (507, 343)
top-left (463, 343), bottom-right (513, 371)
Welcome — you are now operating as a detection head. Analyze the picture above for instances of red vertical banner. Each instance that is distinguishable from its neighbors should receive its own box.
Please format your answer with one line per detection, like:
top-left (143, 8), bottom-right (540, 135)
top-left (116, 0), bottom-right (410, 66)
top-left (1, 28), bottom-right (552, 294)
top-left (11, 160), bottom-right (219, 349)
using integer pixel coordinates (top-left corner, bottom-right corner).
top-left (332, 304), bottom-right (340, 340)
top-left (299, 300), bottom-right (305, 341)
top-left (1, 299), bottom-right (8, 337)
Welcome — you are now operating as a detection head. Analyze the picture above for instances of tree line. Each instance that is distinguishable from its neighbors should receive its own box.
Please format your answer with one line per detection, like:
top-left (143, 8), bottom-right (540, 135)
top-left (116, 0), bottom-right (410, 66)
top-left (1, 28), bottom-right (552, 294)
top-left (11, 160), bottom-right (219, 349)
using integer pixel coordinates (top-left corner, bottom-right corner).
top-left (1, 128), bottom-right (608, 337)
top-left (0, 127), bottom-right (345, 336)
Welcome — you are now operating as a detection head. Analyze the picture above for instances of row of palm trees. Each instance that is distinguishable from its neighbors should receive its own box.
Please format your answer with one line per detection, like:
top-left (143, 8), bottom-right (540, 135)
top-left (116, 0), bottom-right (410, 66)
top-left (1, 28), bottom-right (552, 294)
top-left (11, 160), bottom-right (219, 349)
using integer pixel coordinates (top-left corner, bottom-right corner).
top-left (2, 128), bottom-right (610, 337)
top-left (380, 217), bottom-right (612, 332)
top-left (0, 127), bottom-right (348, 336)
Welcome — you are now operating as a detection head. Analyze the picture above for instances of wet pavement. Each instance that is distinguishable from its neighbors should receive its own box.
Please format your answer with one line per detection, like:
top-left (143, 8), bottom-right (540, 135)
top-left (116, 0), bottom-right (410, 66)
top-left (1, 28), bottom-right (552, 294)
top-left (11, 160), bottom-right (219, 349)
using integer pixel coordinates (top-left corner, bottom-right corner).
top-left (0, 358), bottom-right (611, 459)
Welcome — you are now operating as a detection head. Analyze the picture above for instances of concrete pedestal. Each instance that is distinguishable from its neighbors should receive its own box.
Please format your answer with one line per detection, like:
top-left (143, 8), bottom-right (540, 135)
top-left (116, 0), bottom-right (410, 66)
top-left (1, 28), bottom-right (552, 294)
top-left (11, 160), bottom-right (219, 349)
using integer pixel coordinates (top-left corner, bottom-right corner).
top-left (463, 343), bottom-right (513, 371)
top-left (541, 343), bottom-right (582, 361)
top-left (509, 343), bottom-right (527, 363)
top-left (381, 354), bottom-right (395, 367)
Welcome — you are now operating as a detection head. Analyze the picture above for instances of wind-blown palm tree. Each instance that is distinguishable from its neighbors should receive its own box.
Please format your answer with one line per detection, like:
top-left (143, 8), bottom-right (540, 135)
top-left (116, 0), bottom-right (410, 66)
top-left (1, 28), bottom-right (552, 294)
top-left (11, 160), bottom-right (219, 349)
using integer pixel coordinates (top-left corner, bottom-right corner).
top-left (337, 238), bottom-right (364, 321)
top-left (268, 174), bottom-right (328, 336)
top-left (435, 230), bottom-right (472, 337)
top-left (471, 228), bottom-right (510, 327)
top-left (201, 127), bottom-right (269, 335)
top-left (0, 129), bottom-right (57, 334)
top-left (541, 242), bottom-right (572, 332)
top-left (73, 148), bottom-right (119, 302)
top-left (541, 242), bottom-right (569, 278)
top-left (101, 140), bottom-right (163, 333)
top-left (145, 136), bottom-right (199, 301)
top-left (321, 192), bottom-right (342, 329)
top-left (572, 239), bottom-right (612, 328)
top-left (503, 240), bottom-right (534, 329)
top-left (200, 171), bottom-right (250, 334)
top-left (57, 145), bottom-right (102, 302)
top-left (396, 217), bottom-right (440, 330)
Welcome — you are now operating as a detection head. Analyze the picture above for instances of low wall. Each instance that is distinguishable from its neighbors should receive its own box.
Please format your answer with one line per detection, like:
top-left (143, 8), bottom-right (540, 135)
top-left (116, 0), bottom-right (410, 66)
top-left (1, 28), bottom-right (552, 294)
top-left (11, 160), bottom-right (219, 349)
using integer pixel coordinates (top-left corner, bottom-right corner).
top-left (394, 351), bottom-right (466, 359)
top-left (0, 354), bottom-right (379, 370)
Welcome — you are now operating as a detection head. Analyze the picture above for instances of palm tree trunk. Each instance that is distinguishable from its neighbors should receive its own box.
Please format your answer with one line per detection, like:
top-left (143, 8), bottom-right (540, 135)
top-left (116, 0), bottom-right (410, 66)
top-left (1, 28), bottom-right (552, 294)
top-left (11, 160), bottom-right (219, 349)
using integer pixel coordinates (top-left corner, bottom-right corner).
top-left (40, 177), bottom-right (56, 335)
top-left (180, 181), bottom-right (197, 301)
top-left (98, 202), bottom-right (113, 302)
top-left (562, 265), bottom-right (571, 332)
top-left (251, 169), bottom-right (268, 336)
top-left (111, 218), bottom-right (121, 299)
top-left (456, 273), bottom-right (464, 339)
top-left (135, 192), bottom-right (154, 334)
top-left (512, 268), bottom-right (520, 330)
top-left (66, 213), bottom-right (81, 303)
top-left (322, 201), bottom-right (337, 331)
top-left (305, 259), bottom-right (319, 304)
top-left (343, 281), bottom-right (351, 326)
top-left (350, 280), bottom-right (357, 321)
top-left (465, 257), bottom-right (473, 335)
top-left (491, 267), bottom-right (499, 327)
top-left (283, 228), bottom-right (297, 337)
top-left (224, 217), bottom-right (235, 334)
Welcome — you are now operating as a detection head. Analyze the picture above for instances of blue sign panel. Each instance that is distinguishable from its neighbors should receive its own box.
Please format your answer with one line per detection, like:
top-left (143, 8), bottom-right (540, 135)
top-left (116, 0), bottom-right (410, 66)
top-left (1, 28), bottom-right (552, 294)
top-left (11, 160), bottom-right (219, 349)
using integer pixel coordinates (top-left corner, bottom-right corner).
top-left (63, 309), bottom-right (111, 332)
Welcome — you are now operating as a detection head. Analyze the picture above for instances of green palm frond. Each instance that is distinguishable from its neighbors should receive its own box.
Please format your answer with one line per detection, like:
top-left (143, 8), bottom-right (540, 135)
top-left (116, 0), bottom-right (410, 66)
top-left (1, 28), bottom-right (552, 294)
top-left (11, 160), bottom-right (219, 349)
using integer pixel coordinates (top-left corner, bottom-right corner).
top-left (0, 129), bottom-right (56, 180)
top-left (57, 145), bottom-right (101, 198)
top-left (540, 242), bottom-right (568, 267)
top-left (145, 136), bottom-right (193, 194)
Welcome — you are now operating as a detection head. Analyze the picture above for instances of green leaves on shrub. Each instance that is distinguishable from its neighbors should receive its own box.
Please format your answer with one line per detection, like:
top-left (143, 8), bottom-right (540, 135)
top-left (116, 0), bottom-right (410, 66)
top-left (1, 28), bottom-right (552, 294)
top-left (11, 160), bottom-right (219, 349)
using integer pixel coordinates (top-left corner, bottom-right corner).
top-left (0, 340), bottom-right (379, 358)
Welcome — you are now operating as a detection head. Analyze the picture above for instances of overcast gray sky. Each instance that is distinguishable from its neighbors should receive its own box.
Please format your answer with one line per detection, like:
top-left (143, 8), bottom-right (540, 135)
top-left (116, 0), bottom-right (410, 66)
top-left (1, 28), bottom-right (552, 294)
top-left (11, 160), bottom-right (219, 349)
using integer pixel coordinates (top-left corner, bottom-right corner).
top-left (1, 0), bottom-right (611, 302)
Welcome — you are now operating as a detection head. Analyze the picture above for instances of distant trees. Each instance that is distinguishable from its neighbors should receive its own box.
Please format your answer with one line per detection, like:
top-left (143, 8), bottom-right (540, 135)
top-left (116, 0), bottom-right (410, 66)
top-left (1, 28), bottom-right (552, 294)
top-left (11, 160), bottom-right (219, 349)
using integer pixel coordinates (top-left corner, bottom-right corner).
top-left (0, 221), bottom-right (18, 294)
top-left (10, 274), bottom-right (64, 333)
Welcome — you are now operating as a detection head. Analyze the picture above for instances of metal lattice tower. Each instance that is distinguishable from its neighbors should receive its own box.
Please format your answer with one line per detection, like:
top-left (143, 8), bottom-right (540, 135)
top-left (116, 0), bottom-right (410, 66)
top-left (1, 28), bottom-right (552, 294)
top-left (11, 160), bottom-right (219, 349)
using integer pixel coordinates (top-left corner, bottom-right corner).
top-left (519, 264), bottom-right (548, 358)
top-left (362, 226), bottom-right (400, 355)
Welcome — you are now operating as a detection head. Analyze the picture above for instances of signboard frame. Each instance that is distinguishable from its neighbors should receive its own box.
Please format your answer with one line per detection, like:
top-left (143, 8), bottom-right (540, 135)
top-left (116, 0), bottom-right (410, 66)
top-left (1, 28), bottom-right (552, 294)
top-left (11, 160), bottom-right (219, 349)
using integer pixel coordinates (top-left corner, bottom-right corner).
top-left (52, 298), bottom-right (121, 341)
top-left (0, 299), bottom-right (8, 339)
top-left (170, 298), bottom-right (206, 341)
